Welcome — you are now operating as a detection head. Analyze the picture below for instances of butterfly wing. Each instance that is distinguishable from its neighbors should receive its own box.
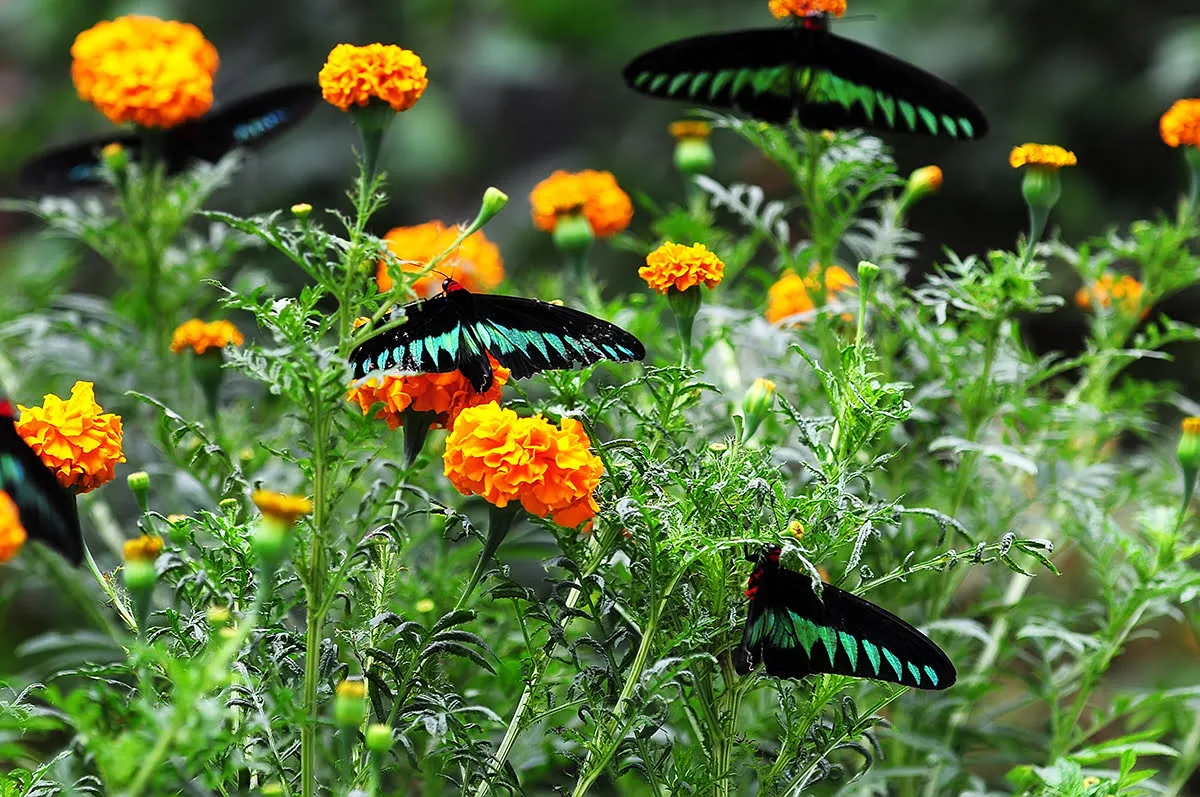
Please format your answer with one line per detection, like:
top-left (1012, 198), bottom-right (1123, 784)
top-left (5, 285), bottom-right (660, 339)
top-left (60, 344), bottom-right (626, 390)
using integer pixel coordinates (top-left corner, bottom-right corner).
top-left (18, 133), bottom-right (141, 192)
top-left (0, 403), bottom-right (84, 565)
top-left (349, 292), bottom-right (476, 380)
top-left (165, 83), bottom-right (320, 166)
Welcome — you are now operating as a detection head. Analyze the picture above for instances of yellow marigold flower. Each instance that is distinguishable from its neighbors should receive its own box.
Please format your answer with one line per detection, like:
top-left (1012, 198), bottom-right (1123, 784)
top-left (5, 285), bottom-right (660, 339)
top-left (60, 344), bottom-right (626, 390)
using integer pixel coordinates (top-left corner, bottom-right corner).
top-left (1160, 99), bottom-right (1200, 148)
top-left (252, 491), bottom-right (313, 526)
top-left (1009, 143), bottom-right (1077, 170)
top-left (530, 170), bottom-right (633, 238)
top-left (16, 382), bottom-right (125, 494)
top-left (122, 534), bottom-right (164, 563)
top-left (443, 403), bottom-right (603, 528)
top-left (71, 15), bottom-right (219, 128)
top-left (766, 266), bottom-right (856, 324)
top-left (0, 492), bottom-right (27, 565)
top-left (376, 221), bottom-right (504, 296)
top-left (1074, 273), bottom-right (1147, 318)
top-left (346, 355), bottom-right (510, 431)
top-left (170, 319), bottom-right (245, 355)
top-left (319, 43), bottom-right (428, 113)
top-left (639, 242), bottom-right (725, 294)
top-left (769, 0), bottom-right (847, 19)
top-left (669, 120), bottom-right (711, 141)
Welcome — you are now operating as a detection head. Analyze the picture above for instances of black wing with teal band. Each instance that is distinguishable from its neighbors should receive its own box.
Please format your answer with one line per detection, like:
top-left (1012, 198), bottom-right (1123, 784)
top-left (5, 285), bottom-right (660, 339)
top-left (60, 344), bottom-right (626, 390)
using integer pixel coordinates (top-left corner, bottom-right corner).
top-left (735, 547), bottom-right (955, 689)
top-left (623, 25), bottom-right (987, 139)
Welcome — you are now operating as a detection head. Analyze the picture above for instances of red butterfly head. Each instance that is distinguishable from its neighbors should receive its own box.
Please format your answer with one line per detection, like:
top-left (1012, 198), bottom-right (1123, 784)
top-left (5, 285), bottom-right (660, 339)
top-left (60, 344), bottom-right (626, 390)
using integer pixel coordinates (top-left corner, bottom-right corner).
top-left (0, 398), bottom-right (14, 420)
top-left (442, 278), bottom-right (466, 294)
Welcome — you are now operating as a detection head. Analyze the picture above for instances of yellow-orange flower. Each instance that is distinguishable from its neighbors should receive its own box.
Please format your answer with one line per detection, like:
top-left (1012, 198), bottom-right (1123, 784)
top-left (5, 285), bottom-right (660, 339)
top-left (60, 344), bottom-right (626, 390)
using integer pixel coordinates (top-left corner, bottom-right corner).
top-left (530, 170), bottom-right (632, 238)
top-left (319, 43), bottom-right (428, 113)
top-left (1009, 143), bottom-right (1077, 170)
top-left (170, 319), bottom-right (245, 354)
top-left (1160, 99), bottom-right (1200, 148)
top-left (639, 242), bottom-right (725, 294)
top-left (769, 0), bottom-right (847, 18)
top-left (669, 121), bottom-right (711, 141)
top-left (123, 534), bottom-right (164, 563)
top-left (347, 356), bottom-right (510, 430)
top-left (0, 492), bottom-right (27, 565)
top-left (443, 403), bottom-right (602, 528)
top-left (252, 490), bottom-right (313, 526)
top-left (766, 266), bottom-right (856, 324)
top-left (1075, 273), bottom-right (1147, 318)
top-left (71, 15), bottom-right (219, 128)
top-left (16, 382), bottom-right (125, 494)
top-left (376, 221), bottom-right (504, 296)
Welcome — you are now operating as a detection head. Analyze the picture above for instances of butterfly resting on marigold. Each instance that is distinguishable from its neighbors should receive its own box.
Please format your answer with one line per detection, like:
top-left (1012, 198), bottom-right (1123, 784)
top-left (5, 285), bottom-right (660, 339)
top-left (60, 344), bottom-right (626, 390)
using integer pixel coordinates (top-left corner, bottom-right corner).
top-left (350, 279), bottom-right (646, 393)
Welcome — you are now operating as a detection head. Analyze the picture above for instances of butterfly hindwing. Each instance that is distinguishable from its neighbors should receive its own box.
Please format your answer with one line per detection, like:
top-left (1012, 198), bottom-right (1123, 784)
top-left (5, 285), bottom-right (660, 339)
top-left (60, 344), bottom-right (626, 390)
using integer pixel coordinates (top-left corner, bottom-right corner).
top-left (349, 292), bottom-right (468, 379)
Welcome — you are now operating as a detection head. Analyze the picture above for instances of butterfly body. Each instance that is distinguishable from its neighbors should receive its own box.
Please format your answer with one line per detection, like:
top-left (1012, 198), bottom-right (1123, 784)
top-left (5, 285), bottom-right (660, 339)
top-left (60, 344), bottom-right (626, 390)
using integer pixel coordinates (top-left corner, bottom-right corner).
top-left (0, 399), bottom-right (83, 565)
top-left (623, 13), bottom-right (987, 139)
top-left (350, 279), bottom-right (646, 393)
top-left (736, 546), bottom-right (955, 689)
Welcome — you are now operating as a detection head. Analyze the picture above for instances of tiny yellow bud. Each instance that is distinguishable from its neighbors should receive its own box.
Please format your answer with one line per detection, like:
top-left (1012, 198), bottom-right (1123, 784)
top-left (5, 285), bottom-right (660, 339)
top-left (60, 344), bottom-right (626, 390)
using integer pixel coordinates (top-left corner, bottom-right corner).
top-left (291, 202), bottom-right (313, 218)
top-left (334, 678), bottom-right (369, 727)
top-left (416, 599), bottom-right (436, 613)
top-left (480, 186), bottom-right (510, 221)
top-left (206, 605), bottom-right (232, 627)
top-left (123, 534), bottom-right (164, 563)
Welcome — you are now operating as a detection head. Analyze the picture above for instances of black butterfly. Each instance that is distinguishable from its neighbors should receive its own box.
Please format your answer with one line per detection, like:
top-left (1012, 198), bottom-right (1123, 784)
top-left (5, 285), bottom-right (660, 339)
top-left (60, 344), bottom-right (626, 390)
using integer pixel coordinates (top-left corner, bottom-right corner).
top-left (350, 279), bottom-right (646, 393)
top-left (736, 546), bottom-right (955, 689)
top-left (623, 12), bottom-right (987, 139)
top-left (19, 83), bottom-right (320, 192)
top-left (0, 398), bottom-right (84, 565)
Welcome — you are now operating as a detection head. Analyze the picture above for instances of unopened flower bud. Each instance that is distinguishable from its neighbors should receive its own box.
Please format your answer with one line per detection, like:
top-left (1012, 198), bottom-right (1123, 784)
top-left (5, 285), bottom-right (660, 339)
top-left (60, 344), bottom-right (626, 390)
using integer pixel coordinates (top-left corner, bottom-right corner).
top-left (365, 723), bottom-right (393, 753)
top-left (552, 211), bottom-right (594, 256)
top-left (740, 378), bottom-right (777, 441)
top-left (334, 678), bottom-right (368, 727)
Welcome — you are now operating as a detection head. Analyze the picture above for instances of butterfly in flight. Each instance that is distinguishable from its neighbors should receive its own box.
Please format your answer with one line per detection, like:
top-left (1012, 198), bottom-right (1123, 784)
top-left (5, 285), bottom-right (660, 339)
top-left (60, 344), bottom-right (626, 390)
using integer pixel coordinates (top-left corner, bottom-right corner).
top-left (349, 278), bottom-right (646, 393)
top-left (0, 398), bottom-right (84, 565)
top-left (736, 546), bottom-right (955, 689)
top-left (19, 83), bottom-right (320, 192)
top-left (623, 11), bottom-right (987, 139)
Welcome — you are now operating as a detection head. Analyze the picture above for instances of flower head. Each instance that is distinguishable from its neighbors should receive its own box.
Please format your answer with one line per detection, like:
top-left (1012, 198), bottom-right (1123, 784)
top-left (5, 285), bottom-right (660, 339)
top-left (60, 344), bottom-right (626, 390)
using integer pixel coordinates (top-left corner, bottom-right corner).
top-left (1074, 273), bottom-right (1147, 318)
top-left (443, 403), bottom-right (603, 528)
top-left (170, 319), bottom-right (245, 355)
top-left (530, 170), bottom-right (632, 238)
top-left (376, 221), bottom-right (504, 296)
top-left (766, 266), bottom-right (856, 324)
top-left (1009, 143), bottom-right (1077, 170)
top-left (669, 121), bottom-right (711, 141)
top-left (346, 357), bottom-right (510, 430)
top-left (1160, 100), bottom-right (1200, 148)
top-left (769, 0), bottom-right (847, 18)
top-left (319, 43), bottom-right (428, 113)
top-left (71, 15), bottom-right (219, 128)
top-left (17, 382), bottom-right (125, 494)
top-left (252, 491), bottom-right (313, 526)
top-left (639, 242), bottom-right (725, 294)
top-left (0, 492), bottom-right (27, 565)
top-left (123, 534), bottom-right (164, 563)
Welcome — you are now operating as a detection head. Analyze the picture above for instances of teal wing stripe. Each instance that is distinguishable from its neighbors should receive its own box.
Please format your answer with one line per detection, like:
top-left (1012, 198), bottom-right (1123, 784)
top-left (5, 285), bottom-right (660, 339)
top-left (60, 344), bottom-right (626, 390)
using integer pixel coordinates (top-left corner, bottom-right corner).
top-left (907, 662), bottom-right (922, 686)
top-left (881, 647), bottom-right (904, 681)
top-left (923, 665), bottom-right (940, 687)
top-left (861, 639), bottom-right (881, 676)
top-left (838, 631), bottom-right (858, 672)
top-left (898, 100), bottom-right (917, 130)
top-left (709, 69), bottom-right (737, 99)
top-left (668, 72), bottom-right (693, 96)
top-left (731, 68), bottom-right (756, 98)
top-left (958, 118), bottom-right (976, 138)
top-left (941, 115), bottom-right (958, 137)
top-left (688, 72), bottom-right (711, 97)
top-left (918, 107), bottom-right (939, 135)
top-left (648, 74), bottom-right (670, 93)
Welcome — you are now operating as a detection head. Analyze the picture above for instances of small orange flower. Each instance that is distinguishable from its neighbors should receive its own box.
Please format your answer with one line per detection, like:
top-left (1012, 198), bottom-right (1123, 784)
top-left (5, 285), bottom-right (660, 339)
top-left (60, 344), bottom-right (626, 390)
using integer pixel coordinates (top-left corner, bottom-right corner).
top-left (766, 266), bottom-right (856, 324)
top-left (376, 221), bottom-right (504, 296)
top-left (319, 43), bottom-right (428, 113)
top-left (639, 242), bottom-right (725, 294)
top-left (1160, 99), bottom-right (1200, 148)
top-left (1009, 143), bottom-right (1077, 170)
top-left (669, 121), bottom-right (711, 141)
top-left (170, 319), bottom-right (245, 354)
top-left (71, 15), bottom-right (219, 128)
top-left (530, 170), bottom-right (632, 238)
top-left (769, 0), bottom-right (847, 18)
top-left (251, 490), bottom-right (313, 526)
top-left (0, 492), bottom-right (27, 565)
top-left (122, 534), bottom-right (164, 563)
top-left (443, 403), bottom-right (602, 528)
top-left (17, 382), bottom-right (125, 494)
top-left (347, 356), bottom-right (510, 430)
top-left (1075, 273), bottom-right (1147, 318)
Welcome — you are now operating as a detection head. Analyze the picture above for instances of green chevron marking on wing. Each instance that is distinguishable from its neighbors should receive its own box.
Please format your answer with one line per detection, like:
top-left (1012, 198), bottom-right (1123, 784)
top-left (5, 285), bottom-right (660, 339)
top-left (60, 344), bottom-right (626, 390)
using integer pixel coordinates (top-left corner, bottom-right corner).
top-left (881, 647), bottom-right (905, 681)
top-left (838, 631), bottom-right (859, 671)
top-left (860, 638), bottom-right (881, 676)
top-left (924, 664), bottom-right (940, 687)
top-left (907, 662), bottom-right (923, 686)
top-left (709, 69), bottom-right (737, 99)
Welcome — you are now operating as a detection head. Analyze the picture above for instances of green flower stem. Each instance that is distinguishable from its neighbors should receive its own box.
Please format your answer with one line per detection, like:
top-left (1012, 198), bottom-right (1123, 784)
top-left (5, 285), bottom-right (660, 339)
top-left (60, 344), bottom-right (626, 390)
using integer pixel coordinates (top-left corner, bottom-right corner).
top-left (81, 541), bottom-right (138, 633)
top-left (454, 503), bottom-right (522, 612)
top-left (301, 401), bottom-right (332, 797)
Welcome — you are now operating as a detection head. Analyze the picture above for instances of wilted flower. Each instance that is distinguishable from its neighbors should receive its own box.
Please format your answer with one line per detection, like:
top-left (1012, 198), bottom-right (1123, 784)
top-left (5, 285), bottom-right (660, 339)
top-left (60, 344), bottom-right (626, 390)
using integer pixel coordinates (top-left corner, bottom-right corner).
top-left (376, 221), bottom-right (504, 296)
top-left (318, 43), bottom-right (428, 113)
top-left (0, 492), bottom-right (27, 565)
top-left (16, 382), bottom-right (125, 494)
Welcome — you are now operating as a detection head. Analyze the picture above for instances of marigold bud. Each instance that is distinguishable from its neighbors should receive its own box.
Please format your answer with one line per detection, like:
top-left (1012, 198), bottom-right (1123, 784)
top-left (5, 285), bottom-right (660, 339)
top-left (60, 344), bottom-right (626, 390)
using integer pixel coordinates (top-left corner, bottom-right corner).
top-left (365, 722), bottom-right (394, 752)
top-left (480, 186), bottom-right (509, 223)
top-left (551, 211), bottom-right (594, 256)
top-left (898, 165), bottom-right (942, 212)
top-left (674, 136), bottom-right (714, 176)
top-left (1178, 417), bottom-right (1200, 511)
top-left (334, 678), bottom-right (369, 727)
top-left (740, 378), bottom-right (777, 442)
top-left (124, 559), bottom-right (157, 600)
top-left (101, 142), bottom-right (128, 173)
top-left (291, 202), bottom-right (312, 218)
top-left (127, 470), bottom-right (150, 513)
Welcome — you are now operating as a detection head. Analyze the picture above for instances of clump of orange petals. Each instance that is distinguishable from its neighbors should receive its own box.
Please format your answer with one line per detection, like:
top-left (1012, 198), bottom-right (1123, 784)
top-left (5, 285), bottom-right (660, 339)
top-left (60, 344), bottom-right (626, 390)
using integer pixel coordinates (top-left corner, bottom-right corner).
top-left (1075, 273), bottom-right (1147, 318)
top-left (1009, 143), bottom-right (1077, 170)
top-left (0, 492), bottom-right (27, 565)
top-left (376, 221), bottom-right (504, 296)
top-left (71, 15), bottom-right (219, 128)
top-left (639, 242), bottom-right (726, 294)
top-left (769, 0), bottom-right (847, 19)
top-left (347, 356), bottom-right (511, 431)
top-left (123, 534), bottom-right (164, 563)
top-left (530, 170), bottom-right (633, 238)
top-left (16, 381), bottom-right (125, 494)
top-left (669, 120), bottom-right (711, 141)
top-left (170, 319), bottom-right (245, 355)
top-left (443, 402), bottom-right (602, 528)
top-left (319, 43), bottom-right (428, 113)
top-left (766, 266), bottom-right (856, 324)
top-left (1160, 99), bottom-right (1200, 148)
top-left (252, 491), bottom-right (313, 526)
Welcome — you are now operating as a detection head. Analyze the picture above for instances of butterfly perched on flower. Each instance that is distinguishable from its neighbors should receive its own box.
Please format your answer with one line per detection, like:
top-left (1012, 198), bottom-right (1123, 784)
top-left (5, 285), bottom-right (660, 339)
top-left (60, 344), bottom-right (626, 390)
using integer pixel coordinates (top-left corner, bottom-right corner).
top-left (19, 83), bottom-right (320, 192)
top-left (737, 546), bottom-right (956, 689)
top-left (623, 11), bottom-right (987, 139)
top-left (350, 278), bottom-right (646, 393)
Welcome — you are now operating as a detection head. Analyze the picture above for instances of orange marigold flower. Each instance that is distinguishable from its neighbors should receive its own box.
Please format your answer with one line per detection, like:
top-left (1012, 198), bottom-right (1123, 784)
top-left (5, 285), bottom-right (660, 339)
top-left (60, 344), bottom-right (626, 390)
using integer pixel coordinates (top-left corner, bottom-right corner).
top-left (766, 266), bottom-right (856, 324)
top-left (443, 403), bottom-right (603, 528)
top-left (639, 242), bottom-right (725, 294)
top-left (252, 490), bottom-right (313, 526)
top-left (1074, 273), bottom-right (1147, 318)
top-left (123, 534), bottom-right (164, 563)
top-left (347, 356), bottom-right (510, 431)
top-left (1009, 143), bottom-right (1077, 170)
top-left (376, 221), bottom-right (504, 296)
top-left (1160, 99), bottom-right (1200, 148)
top-left (71, 15), bottom-right (219, 128)
top-left (0, 492), bottom-right (27, 565)
top-left (319, 43), bottom-right (428, 113)
top-left (170, 319), bottom-right (245, 354)
top-left (530, 170), bottom-right (632, 238)
top-left (669, 120), bottom-right (711, 141)
top-left (17, 382), bottom-right (125, 494)
top-left (769, 0), bottom-right (847, 18)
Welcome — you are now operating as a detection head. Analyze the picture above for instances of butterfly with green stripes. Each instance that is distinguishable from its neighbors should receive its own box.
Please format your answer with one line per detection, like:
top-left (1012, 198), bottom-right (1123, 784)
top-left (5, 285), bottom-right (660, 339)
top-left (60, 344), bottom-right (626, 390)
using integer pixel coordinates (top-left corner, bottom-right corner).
top-left (736, 546), bottom-right (956, 689)
top-left (623, 11), bottom-right (987, 139)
